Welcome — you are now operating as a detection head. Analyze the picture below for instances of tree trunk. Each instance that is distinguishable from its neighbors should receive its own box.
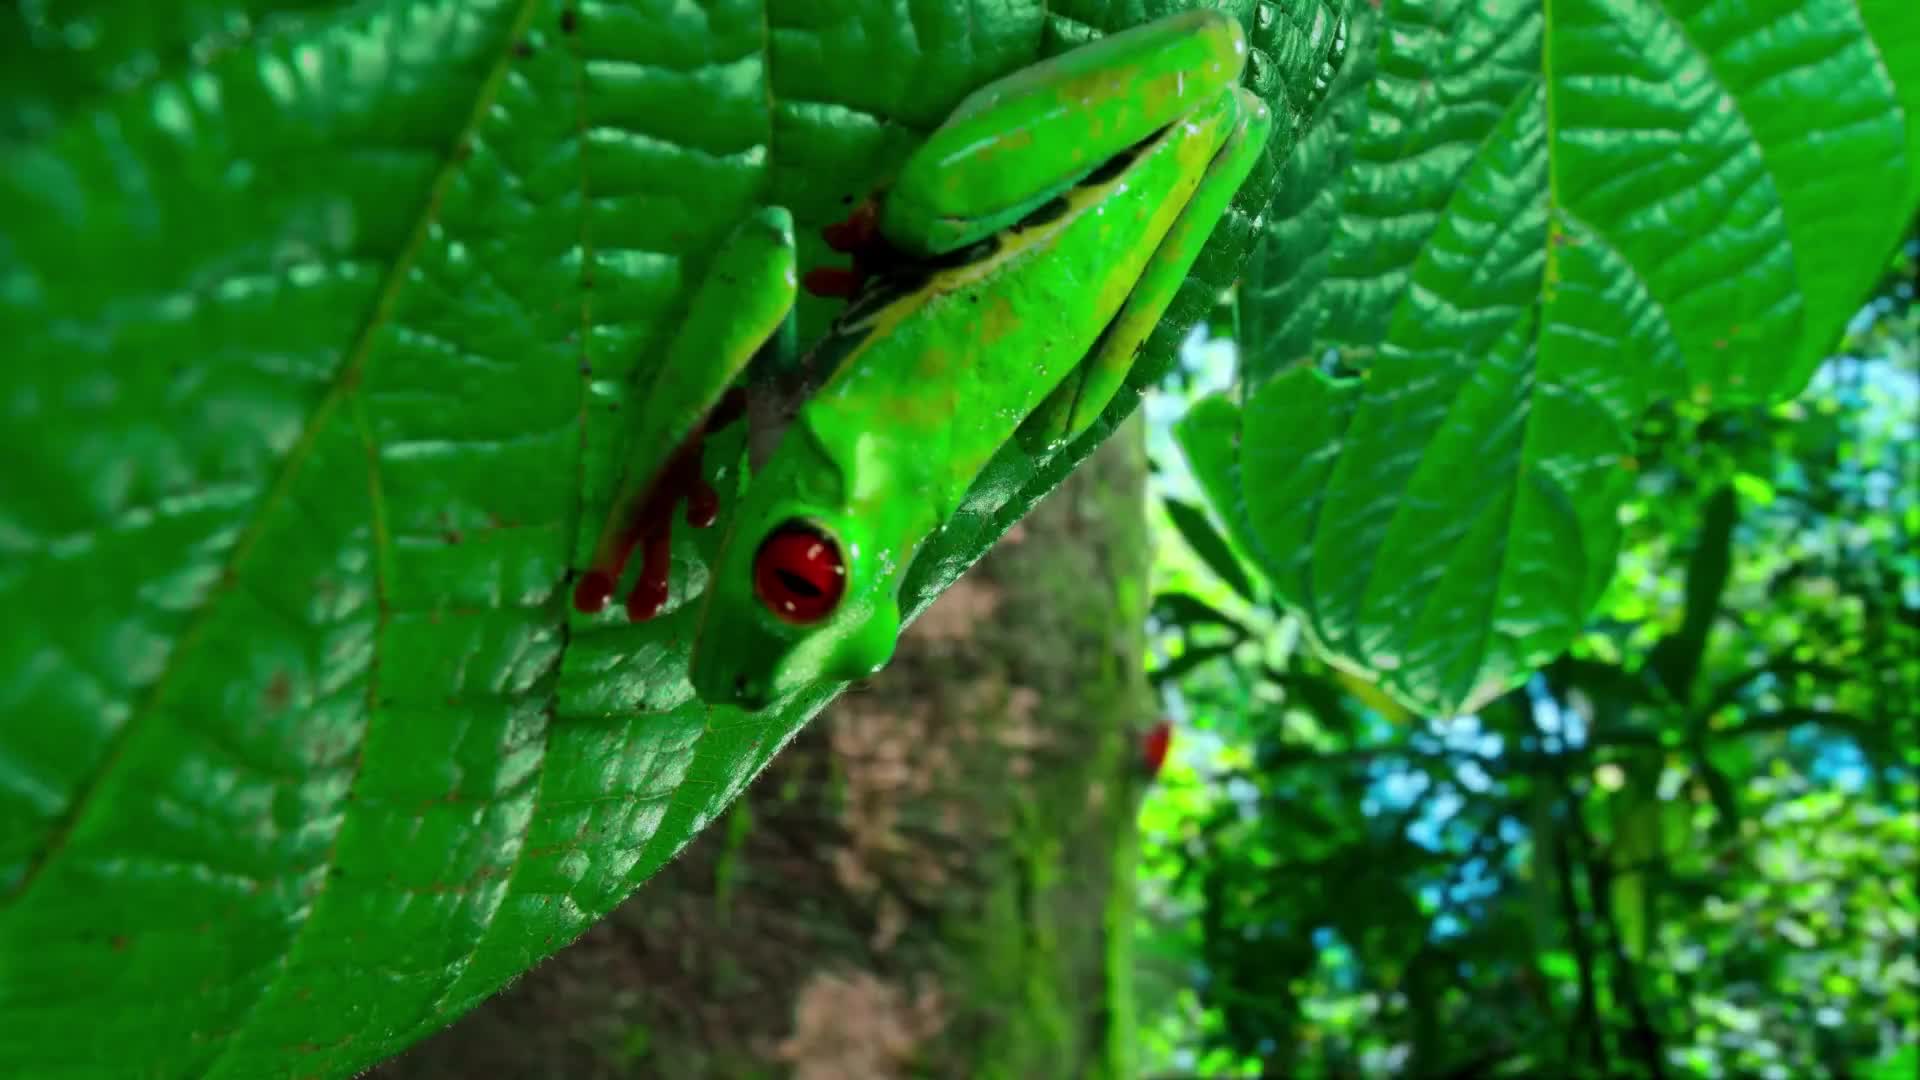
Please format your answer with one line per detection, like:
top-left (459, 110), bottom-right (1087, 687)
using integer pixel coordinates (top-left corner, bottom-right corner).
top-left (374, 418), bottom-right (1153, 1079)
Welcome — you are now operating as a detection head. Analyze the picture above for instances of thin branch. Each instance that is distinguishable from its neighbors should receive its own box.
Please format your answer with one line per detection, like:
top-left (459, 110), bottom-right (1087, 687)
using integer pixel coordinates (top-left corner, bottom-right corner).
top-left (1568, 788), bottom-right (1670, 1079)
top-left (1552, 807), bottom-right (1607, 1072)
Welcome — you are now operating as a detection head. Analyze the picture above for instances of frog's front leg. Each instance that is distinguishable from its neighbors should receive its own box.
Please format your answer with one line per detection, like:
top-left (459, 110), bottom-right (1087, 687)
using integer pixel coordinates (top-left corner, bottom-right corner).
top-left (572, 206), bottom-right (797, 621)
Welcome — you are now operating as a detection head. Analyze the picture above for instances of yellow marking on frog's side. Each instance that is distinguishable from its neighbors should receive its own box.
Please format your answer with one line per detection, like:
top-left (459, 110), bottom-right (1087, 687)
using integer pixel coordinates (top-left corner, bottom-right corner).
top-left (977, 293), bottom-right (1023, 348)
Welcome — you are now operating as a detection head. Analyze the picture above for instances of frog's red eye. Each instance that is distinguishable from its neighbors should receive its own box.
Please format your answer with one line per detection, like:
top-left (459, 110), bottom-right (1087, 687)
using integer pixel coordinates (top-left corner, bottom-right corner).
top-left (753, 522), bottom-right (846, 624)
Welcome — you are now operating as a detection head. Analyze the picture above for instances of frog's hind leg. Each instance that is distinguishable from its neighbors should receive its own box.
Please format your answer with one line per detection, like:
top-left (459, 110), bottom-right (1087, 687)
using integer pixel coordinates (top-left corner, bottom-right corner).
top-left (878, 9), bottom-right (1249, 257)
top-left (1019, 86), bottom-right (1274, 453)
top-left (574, 207), bottom-right (797, 619)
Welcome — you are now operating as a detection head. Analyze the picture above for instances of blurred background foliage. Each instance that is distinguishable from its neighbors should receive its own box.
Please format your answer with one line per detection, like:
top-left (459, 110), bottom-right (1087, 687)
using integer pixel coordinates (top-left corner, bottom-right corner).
top-left (1131, 235), bottom-right (1919, 1078)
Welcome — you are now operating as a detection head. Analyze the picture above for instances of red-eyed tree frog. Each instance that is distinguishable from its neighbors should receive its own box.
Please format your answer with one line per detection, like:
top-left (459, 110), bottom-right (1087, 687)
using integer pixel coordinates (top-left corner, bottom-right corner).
top-left (573, 10), bottom-right (1272, 709)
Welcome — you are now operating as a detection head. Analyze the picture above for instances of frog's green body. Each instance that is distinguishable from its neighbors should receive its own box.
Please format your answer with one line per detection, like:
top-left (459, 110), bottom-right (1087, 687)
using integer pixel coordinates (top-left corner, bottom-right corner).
top-left (575, 10), bottom-right (1272, 708)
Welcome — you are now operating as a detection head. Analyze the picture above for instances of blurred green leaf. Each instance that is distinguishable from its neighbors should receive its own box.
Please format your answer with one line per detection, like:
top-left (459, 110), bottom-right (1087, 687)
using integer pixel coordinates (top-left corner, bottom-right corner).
top-left (1152, 592), bottom-right (1250, 640)
top-left (1150, 643), bottom-right (1241, 688)
top-left (1859, 1038), bottom-right (1918, 1079)
top-left (1693, 750), bottom-right (1745, 844)
top-left (1164, 498), bottom-right (1260, 606)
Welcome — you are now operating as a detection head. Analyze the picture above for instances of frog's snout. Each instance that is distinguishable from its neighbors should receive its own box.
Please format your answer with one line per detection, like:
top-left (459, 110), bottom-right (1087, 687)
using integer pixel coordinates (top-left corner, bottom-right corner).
top-left (689, 640), bottom-right (775, 710)
top-left (728, 671), bottom-right (773, 711)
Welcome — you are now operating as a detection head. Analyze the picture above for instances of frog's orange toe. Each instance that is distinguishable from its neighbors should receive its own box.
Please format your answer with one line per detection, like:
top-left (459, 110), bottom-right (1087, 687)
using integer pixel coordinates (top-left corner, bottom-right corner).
top-left (626, 577), bottom-right (669, 621)
top-left (624, 527), bottom-right (675, 621)
top-left (822, 203), bottom-right (877, 253)
top-left (687, 483), bottom-right (720, 528)
top-left (573, 569), bottom-right (617, 614)
top-left (803, 267), bottom-right (860, 298)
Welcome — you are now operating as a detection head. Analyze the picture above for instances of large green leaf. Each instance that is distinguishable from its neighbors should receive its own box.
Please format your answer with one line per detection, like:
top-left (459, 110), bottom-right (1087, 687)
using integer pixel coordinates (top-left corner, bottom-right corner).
top-left (1198, 0), bottom-right (1920, 714)
top-left (0, 1), bottom-right (1348, 1075)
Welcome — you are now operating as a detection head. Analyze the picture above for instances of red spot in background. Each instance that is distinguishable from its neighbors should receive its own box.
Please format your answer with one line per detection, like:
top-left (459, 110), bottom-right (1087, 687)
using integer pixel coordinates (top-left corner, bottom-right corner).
top-left (1140, 719), bottom-right (1173, 780)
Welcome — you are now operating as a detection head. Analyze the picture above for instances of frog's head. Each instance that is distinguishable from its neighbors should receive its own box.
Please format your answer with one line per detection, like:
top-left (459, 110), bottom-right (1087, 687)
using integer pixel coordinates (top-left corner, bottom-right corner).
top-left (688, 496), bottom-right (900, 710)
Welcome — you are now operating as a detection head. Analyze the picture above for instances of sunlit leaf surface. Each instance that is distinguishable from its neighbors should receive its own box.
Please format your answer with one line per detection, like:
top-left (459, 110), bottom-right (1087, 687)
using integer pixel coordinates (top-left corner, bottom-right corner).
top-left (1205, 0), bottom-right (1920, 713)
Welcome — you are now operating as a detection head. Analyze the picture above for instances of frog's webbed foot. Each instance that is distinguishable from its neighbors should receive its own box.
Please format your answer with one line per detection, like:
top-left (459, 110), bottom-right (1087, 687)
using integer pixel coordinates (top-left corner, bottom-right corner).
top-left (803, 198), bottom-right (923, 301)
top-left (802, 200), bottom-right (877, 299)
top-left (574, 388), bottom-right (748, 620)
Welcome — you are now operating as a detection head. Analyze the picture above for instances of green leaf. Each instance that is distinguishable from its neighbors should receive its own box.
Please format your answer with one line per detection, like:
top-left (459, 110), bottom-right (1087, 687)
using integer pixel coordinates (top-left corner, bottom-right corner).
top-left (1163, 497), bottom-right (1261, 604)
top-left (1237, 0), bottom-right (1378, 390)
top-left (1152, 592), bottom-right (1250, 640)
top-left (1729, 471), bottom-right (1775, 508)
top-left (1227, 0), bottom-right (1920, 713)
top-left (1860, 1042), bottom-right (1920, 1080)
top-left (1172, 392), bottom-right (1255, 552)
top-left (1265, 665), bottom-right (1359, 740)
top-left (0, 1), bottom-right (1349, 1075)
top-left (1693, 746), bottom-right (1744, 843)
top-left (1537, 949), bottom-right (1579, 983)
top-left (1149, 643), bottom-right (1241, 687)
